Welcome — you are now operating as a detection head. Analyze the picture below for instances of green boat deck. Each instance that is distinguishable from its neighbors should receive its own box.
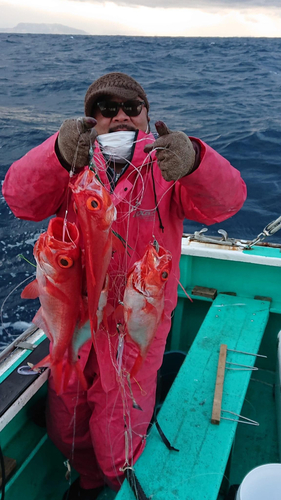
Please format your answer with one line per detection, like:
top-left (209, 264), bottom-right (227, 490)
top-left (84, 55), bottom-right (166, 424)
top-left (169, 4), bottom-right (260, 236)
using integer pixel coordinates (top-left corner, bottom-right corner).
top-left (115, 294), bottom-right (271, 500)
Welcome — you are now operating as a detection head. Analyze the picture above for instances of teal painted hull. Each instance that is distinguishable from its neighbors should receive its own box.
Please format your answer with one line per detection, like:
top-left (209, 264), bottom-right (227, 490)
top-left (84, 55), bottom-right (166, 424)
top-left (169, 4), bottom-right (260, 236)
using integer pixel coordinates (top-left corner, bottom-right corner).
top-left (1, 237), bottom-right (280, 500)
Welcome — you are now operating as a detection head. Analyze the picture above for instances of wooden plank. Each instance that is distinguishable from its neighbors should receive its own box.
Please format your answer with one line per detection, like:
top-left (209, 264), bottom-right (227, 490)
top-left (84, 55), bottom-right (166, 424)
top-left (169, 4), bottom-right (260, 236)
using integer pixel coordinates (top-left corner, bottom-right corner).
top-left (211, 344), bottom-right (227, 425)
top-left (192, 286), bottom-right (217, 299)
top-left (115, 294), bottom-right (270, 500)
top-left (0, 456), bottom-right (17, 486)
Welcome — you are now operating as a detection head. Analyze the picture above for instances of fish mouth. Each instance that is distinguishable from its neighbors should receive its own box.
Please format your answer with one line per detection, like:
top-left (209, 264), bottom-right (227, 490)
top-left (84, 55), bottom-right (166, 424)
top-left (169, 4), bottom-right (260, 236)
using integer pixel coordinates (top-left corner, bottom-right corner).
top-left (49, 217), bottom-right (79, 245)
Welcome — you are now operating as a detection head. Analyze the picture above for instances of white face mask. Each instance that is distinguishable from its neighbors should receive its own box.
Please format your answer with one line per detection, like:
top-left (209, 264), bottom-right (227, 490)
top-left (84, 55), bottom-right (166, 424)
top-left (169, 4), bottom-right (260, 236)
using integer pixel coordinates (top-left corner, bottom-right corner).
top-left (98, 131), bottom-right (136, 164)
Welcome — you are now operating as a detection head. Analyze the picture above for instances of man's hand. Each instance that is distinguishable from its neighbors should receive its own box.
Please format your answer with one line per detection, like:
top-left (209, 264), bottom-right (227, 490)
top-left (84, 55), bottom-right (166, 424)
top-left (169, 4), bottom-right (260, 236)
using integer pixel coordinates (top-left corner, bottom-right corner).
top-left (57, 117), bottom-right (97, 170)
top-left (144, 121), bottom-right (196, 182)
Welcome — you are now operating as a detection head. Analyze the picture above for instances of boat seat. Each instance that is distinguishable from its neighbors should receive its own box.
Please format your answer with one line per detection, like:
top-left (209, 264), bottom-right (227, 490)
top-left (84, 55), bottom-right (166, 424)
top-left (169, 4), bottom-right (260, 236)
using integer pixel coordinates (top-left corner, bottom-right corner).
top-left (115, 293), bottom-right (270, 500)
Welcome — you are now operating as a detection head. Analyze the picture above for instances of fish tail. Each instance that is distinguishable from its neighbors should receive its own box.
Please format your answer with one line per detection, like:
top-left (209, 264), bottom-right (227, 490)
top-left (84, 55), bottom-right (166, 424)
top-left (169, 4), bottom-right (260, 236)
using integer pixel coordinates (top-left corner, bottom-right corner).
top-left (62, 358), bottom-right (88, 393)
top-left (30, 354), bottom-right (64, 396)
top-left (62, 359), bottom-right (73, 393)
top-left (32, 353), bottom-right (51, 371)
top-left (51, 361), bottom-right (64, 395)
top-left (130, 353), bottom-right (144, 379)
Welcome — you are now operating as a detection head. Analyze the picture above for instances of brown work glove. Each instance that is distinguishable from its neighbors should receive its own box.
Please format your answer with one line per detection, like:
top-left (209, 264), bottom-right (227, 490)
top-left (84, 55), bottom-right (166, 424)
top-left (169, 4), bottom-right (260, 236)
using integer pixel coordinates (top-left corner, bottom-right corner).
top-left (56, 117), bottom-right (97, 171)
top-left (144, 121), bottom-right (196, 182)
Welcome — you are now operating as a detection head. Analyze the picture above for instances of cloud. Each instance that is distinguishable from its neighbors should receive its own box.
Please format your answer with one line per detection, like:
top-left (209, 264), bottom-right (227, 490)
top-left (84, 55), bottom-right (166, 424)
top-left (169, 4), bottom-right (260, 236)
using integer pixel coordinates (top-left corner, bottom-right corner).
top-left (70, 0), bottom-right (281, 8)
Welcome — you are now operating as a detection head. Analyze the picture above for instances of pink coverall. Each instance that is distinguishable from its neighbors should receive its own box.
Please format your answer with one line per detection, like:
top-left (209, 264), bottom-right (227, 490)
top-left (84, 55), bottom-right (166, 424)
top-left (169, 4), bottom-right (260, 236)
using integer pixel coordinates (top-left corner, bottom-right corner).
top-left (2, 130), bottom-right (246, 490)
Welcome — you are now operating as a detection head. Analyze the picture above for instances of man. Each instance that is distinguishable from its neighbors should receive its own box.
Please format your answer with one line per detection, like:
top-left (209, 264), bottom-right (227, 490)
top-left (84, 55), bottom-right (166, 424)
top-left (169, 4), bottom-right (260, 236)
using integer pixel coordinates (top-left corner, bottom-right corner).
top-left (2, 72), bottom-right (246, 500)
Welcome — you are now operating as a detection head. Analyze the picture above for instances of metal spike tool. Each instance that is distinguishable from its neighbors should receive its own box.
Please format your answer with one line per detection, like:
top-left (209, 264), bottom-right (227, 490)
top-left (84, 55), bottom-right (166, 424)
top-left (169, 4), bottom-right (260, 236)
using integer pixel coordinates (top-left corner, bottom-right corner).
top-left (211, 344), bottom-right (266, 425)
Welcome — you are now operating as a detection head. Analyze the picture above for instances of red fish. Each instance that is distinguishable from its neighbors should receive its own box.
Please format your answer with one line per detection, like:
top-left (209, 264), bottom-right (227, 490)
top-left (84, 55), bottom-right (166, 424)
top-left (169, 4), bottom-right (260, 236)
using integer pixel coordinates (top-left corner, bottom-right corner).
top-left (123, 241), bottom-right (172, 378)
top-left (70, 169), bottom-right (116, 342)
top-left (21, 217), bottom-right (87, 394)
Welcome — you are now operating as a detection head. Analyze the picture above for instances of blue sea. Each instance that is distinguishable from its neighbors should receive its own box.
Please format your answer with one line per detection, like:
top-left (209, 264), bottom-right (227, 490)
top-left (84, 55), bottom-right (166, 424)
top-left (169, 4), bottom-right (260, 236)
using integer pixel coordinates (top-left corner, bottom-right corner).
top-left (0, 34), bottom-right (281, 348)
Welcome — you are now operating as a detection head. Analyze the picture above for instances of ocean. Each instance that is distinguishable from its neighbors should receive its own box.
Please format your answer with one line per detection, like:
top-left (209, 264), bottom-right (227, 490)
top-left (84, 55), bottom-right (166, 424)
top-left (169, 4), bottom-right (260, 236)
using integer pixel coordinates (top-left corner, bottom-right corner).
top-left (0, 34), bottom-right (281, 348)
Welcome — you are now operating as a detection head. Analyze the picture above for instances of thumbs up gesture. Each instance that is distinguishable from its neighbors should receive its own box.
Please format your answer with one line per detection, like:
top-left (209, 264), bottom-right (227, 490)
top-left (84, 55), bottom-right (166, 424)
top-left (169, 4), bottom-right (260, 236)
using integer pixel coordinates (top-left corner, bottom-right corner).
top-left (144, 121), bottom-right (196, 182)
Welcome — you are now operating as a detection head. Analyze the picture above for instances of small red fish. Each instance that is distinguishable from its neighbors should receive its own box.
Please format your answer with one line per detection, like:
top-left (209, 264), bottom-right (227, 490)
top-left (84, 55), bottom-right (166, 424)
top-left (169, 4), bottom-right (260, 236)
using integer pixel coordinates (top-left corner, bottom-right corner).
top-left (70, 169), bottom-right (116, 340)
top-left (21, 217), bottom-right (87, 394)
top-left (123, 241), bottom-right (172, 378)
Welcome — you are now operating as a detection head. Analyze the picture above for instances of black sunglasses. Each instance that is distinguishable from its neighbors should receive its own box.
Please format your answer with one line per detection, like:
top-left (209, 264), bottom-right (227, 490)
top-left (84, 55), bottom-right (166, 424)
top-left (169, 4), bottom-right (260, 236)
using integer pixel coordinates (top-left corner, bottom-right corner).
top-left (94, 100), bottom-right (145, 118)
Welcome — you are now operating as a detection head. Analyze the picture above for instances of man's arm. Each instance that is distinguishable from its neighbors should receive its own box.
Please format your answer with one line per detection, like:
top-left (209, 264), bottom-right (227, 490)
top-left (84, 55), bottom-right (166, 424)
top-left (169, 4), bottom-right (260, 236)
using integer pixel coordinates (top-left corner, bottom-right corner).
top-left (175, 138), bottom-right (247, 225)
top-left (2, 118), bottom-right (97, 221)
top-left (2, 133), bottom-right (70, 221)
top-left (145, 121), bottom-right (246, 225)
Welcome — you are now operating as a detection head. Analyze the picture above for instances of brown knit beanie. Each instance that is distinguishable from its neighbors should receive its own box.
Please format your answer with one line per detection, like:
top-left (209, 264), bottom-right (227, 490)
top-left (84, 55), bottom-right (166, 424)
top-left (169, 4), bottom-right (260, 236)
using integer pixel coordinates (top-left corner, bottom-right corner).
top-left (84, 72), bottom-right (149, 117)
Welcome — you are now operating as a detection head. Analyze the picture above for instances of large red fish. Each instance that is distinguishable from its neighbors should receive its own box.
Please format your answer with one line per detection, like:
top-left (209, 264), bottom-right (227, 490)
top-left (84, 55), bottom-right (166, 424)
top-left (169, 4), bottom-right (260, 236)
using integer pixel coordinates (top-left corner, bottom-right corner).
top-left (69, 169), bottom-right (116, 341)
top-left (21, 217), bottom-right (87, 394)
top-left (123, 241), bottom-right (172, 378)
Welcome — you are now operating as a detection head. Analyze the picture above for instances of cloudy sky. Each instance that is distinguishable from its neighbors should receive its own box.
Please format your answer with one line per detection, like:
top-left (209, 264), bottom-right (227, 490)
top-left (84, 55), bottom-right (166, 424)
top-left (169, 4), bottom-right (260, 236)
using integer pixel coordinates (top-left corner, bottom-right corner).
top-left (1, 0), bottom-right (281, 36)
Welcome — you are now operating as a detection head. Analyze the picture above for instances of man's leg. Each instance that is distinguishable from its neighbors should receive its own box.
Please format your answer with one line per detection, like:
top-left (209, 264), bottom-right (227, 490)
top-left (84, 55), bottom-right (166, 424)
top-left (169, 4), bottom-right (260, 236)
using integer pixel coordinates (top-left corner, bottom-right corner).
top-left (46, 341), bottom-right (104, 490)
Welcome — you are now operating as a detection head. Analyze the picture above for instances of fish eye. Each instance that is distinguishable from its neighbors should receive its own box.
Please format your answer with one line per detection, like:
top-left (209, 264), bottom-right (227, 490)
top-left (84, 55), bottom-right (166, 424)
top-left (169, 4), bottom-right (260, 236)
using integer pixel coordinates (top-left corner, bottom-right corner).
top-left (86, 196), bottom-right (101, 211)
top-left (58, 255), bottom-right (73, 268)
top-left (161, 271), bottom-right (169, 280)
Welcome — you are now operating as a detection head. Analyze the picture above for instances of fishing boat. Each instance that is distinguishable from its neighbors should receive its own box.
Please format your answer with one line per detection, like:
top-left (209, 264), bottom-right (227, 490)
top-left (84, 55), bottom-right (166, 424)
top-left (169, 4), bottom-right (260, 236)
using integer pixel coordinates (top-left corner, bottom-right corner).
top-left (1, 223), bottom-right (281, 500)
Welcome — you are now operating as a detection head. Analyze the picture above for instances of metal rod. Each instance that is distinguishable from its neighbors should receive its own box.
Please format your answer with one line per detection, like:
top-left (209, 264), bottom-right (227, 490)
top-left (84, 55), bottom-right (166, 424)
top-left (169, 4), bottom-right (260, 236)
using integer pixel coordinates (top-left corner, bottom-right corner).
top-left (227, 348), bottom-right (267, 359)
top-left (221, 409), bottom-right (259, 426)
top-left (226, 361), bottom-right (258, 371)
top-left (221, 417), bottom-right (259, 426)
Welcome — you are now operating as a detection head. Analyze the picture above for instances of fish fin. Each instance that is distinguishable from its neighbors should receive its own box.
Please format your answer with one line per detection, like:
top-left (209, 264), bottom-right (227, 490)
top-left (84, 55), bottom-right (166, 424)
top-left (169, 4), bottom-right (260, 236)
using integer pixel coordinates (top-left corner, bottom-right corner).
top-left (63, 350), bottom-right (88, 393)
top-left (112, 233), bottom-right (126, 254)
top-left (21, 279), bottom-right (39, 299)
top-left (101, 308), bottom-right (109, 331)
top-left (32, 308), bottom-right (53, 341)
top-left (34, 350), bottom-right (63, 395)
top-left (113, 303), bottom-right (124, 323)
top-left (62, 359), bottom-right (72, 393)
top-left (102, 303), bottom-right (114, 330)
top-left (32, 354), bottom-right (51, 371)
top-left (130, 353), bottom-right (144, 379)
top-left (51, 361), bottom-right (64, 395)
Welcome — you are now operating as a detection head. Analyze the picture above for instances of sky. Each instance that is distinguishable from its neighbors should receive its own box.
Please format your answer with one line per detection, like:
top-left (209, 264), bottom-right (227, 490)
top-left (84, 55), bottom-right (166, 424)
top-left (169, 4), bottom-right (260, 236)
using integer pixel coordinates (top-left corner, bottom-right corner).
top-left (1, 0), bottom-right (281, 37)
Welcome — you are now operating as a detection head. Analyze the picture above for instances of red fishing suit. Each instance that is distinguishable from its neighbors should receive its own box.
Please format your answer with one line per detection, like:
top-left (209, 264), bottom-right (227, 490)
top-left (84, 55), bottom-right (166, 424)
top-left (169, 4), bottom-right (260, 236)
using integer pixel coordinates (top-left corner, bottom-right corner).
top-left (2, 130), bottom-right (246, 490)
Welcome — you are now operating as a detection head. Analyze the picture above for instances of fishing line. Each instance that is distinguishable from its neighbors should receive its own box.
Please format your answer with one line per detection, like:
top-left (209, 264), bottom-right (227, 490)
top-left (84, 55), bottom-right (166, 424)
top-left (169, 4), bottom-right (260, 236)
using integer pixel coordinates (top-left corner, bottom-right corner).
top-left (17, 254), bottom-right (36, 268)
top-left (106, 322), bottom-right (150, 488)
top-left (102, 389), bottom-right (124, 487)
top-left (119, 157), bottom-right (156, 271)
top-left (97, 135), bottom-right (153, 211)
top-left (105, 367), bottom-right (134, 487)
top-left (62, 378), bottom-right (81, 496)
top-left (67, 132), bottom-right (176, 488)
top-left (174, 275), bottom-right (193, 302)
top-left (62, 120), bottom-right (84, 244)
top-left (131, 377), bottom-right (147, 397)
top-left (0, 274), bottom-right (35, 339)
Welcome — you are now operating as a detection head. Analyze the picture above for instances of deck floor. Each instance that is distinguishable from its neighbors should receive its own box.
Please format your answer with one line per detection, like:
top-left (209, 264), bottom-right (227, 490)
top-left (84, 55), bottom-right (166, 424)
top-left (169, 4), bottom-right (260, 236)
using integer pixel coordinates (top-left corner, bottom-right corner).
top-left (96, 368), bottom-right (279, 500)
top-left (3, 361), bottom-right (278, 500)
top-left (228, 368), bottom-right (279, 488)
